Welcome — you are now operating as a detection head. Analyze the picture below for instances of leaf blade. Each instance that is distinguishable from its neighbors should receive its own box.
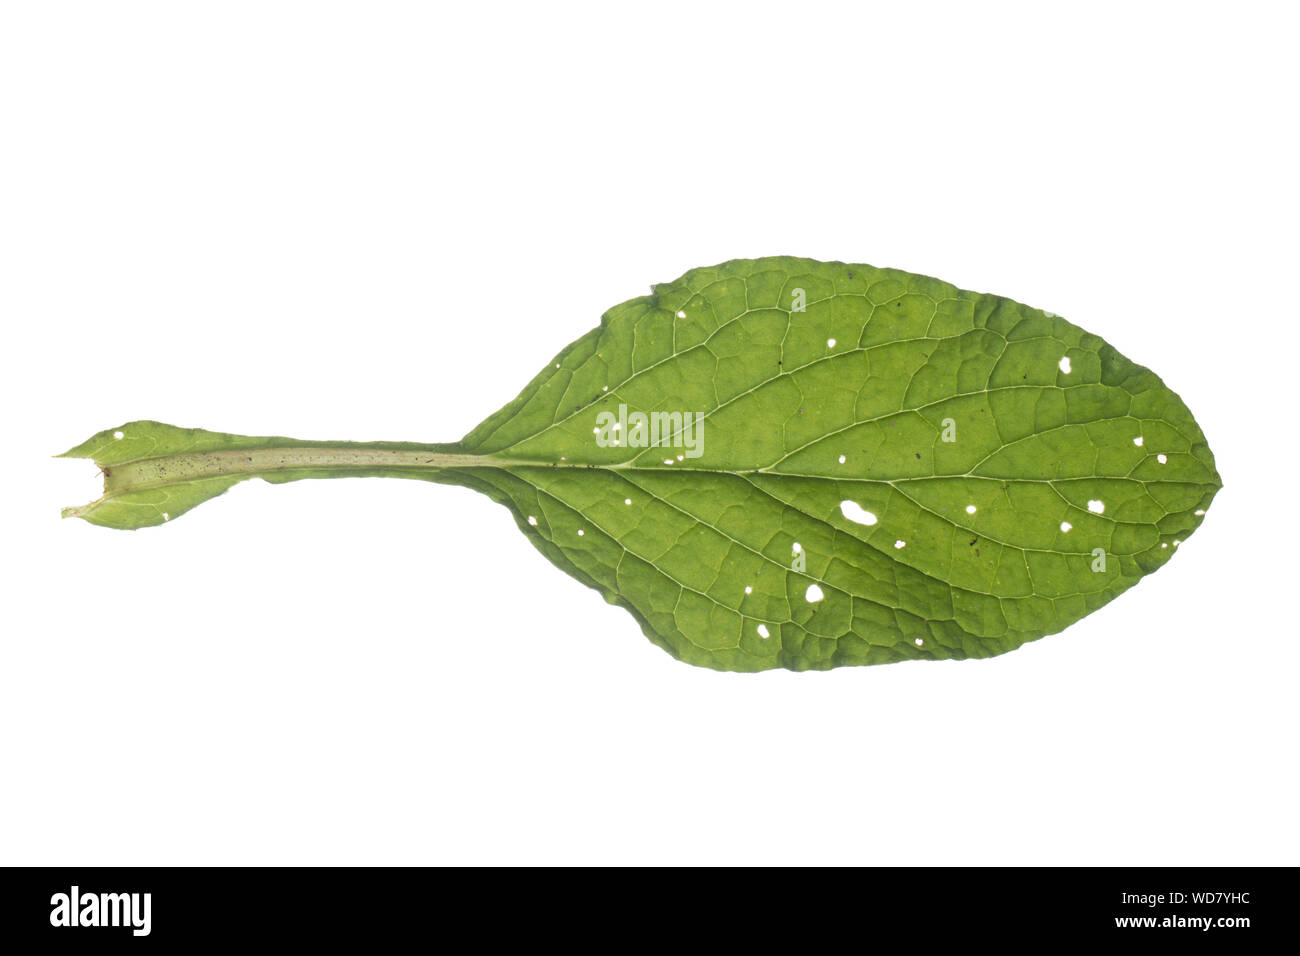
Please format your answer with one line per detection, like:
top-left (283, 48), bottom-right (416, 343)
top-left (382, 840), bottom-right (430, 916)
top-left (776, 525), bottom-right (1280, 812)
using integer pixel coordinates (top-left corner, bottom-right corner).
top-left (456, 257), bottom-right (1220, 669)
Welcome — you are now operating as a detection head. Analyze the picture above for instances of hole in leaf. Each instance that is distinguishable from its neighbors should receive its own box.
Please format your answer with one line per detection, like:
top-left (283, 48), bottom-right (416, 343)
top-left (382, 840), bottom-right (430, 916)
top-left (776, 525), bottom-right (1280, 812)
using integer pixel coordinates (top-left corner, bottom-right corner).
top-left (1133, 436), bottom-right (1144, 446)
top-left (113, 431), bottom-right (124, 440)
top-left (827, 338), bottom-right (837, 348)
top-left (676, 310), bottom-right (686, 319)
top-left (838, 454), bottom-right (846, 464)
top-left (1087, 499), bottom-right (1104, 514)
top-left (1058, 356), bottom-right (1072, 374)
top-left (1195, 509), bottom-right (1206, 516)
top-left (1157, 454), bottom-right (1167, 464)
top-left (839, 501), bottom-right (878, 525)
top-left (965, 504), bottom-right (977, 515)
top-left (914, 637), bottom-right (924, 646)
top-left (527, 515), bottom-right (537, 526)
top-left (1060, 521), bottom-right (1072, 532)
top-left (894, 539), bottom-right (906, 549)
top-left (805, 584), bottom-right (824, 602)
top-left (792, 542), bottom-right (802, 553)
top-left (577, 529), bottom-right (585, 536)
top-left (757, 624), bottom-right (770, 639)
top-left (744, 585), bottom-right (753, 594)
top-left (624, 498), bottom-right (631, 505)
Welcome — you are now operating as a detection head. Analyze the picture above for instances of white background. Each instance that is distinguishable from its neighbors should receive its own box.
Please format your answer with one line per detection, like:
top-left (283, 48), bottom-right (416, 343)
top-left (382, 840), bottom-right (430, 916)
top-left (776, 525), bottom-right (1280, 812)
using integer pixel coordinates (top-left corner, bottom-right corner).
top-left (2, 2), bottom-right (1296, 865)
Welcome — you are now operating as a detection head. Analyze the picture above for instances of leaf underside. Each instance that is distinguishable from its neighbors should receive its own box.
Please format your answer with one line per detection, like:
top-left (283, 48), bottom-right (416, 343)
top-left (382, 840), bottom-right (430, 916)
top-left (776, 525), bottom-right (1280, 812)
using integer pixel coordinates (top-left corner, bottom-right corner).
top-left (61, 257), bottom-right (1221, 671)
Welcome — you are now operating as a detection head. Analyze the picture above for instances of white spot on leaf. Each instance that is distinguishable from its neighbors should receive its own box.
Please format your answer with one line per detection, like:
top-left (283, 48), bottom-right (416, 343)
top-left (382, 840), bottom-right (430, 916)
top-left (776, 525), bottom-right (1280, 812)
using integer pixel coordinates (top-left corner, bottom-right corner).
top-left (1058, 356), bottom-right (1072, 374)
top-left (577, 529), bottom-right (584, 536)
top-left (527, 515), bottom-right (537, 526)
top-left (113, 431), bottom-right (124, 440)
top-left (1157, 454), bottom-right (1167, 464)
top-left (624, 498), bottom-right (631, 505)
top-left (757, 624), bottom-right (770, 639)
top-left (838, 454), bottom-right (846, 464)
top-left (1133, 436), bottom-right (1144, 446)
top-left (805, 584), bottom-right (824, 603)
top-left (1060, 521), bottom-right (1072, 532)
top-left (676, 310), bottom-right (686, 319)
top-left (839, 501), bottom-right (877, 525)
top-left (965, 504), bottom-right (977, 515)
top-left (827, 338), bottom-right (837, 348)
top-left (1087, 499), bottom-right (1104, 514)
top-left (894, 539), bottom-right (906, 549)
top-left (914, 637), bottom-right (924, 646)
top-left (744, 585), bottom-right (753, 595)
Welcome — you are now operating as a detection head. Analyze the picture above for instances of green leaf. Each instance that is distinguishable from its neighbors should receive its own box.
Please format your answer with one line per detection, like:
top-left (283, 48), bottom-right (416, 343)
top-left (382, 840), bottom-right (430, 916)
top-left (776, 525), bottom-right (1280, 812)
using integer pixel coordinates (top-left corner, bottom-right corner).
top-left (59, 257), bottom-right (1221, 671)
